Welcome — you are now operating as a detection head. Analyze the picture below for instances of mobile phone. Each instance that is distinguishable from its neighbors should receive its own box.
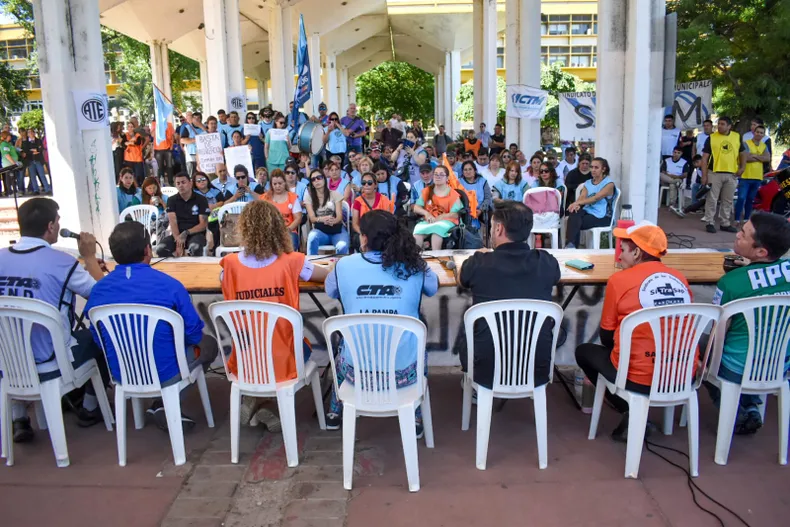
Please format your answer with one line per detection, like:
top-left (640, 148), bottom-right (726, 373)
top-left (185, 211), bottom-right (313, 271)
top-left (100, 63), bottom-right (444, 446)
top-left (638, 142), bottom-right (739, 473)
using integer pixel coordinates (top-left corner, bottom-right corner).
top-left (402, 139), bottom-right (415, 149)
top-left (565, 259), bottom-right (594, 271)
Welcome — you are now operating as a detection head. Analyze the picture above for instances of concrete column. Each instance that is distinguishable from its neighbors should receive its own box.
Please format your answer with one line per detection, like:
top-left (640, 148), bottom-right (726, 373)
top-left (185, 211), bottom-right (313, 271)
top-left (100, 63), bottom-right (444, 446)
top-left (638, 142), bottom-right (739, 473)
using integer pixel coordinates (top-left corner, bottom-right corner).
top-left (445, 50), bottom-right (462, 138)
top-left (436, 67), bottom-right (445, 127)
top-left (473, 0), bottom-right (497, 129)
top-left (256, 78), bottom-right (268, 109)
top-left (505, 0), bottom-right (541, 151)
top-left (203, 0), bottom-right (245, 115)
top-left (199, 59), bottom-right (211, 112)
top-left (325, 53), bottom-right (339, 113)
top-left (308, 33), bottom-right (322, 116)
top-left (339, 67), bottom-right (349, 111)
top-left (349, 75), bottom-right (356, 104)
top-left (433, 76), bottom-right (440, 125)
top-left (268, 3), bottom-right (295, 112)
top-left (149, 40), bottom-right (172, 102)
top-left (32, 0), bottom-right (118, 247)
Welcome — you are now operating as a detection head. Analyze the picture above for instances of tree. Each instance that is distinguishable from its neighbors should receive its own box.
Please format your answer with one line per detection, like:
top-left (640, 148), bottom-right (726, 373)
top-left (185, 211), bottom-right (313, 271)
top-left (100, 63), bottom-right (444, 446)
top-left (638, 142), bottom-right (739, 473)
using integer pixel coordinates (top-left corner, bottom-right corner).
top-left (16, 108), bottom-right (44, 133)
top-left (356, 61), bottom-right (435, 125)
top-left (0, 60), bottom-right (29, 123)
top-left (0, 0), bottom-right (33, 34)
top-left (670, 0), bottom-right (790, 140)
top-left (453, 63), bottom-right (593, 129)
top-left (110, 81), bottom-right (153, 124)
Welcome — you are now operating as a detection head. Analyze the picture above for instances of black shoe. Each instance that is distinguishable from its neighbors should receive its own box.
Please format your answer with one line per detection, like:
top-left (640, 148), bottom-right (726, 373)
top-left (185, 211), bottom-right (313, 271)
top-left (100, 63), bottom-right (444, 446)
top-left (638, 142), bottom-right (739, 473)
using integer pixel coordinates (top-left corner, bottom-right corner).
top-left (325, 412), bottom-right (341, 431)
top-left (145, 399), bottom-right (196, 433)
top-left (416, 423), bottom-right (424, 440)
top-left (735, 409), bottom-right (763, 435)
top-left (76, 406), bottom-right (105, 428)
top-left (705, 224), bottom-right (716, 234)
top-left (12, 417), bottom-right (34, 443)
top-left (720, 225), bottom-right (737, 233)
top-left (611, 412), bottom-right (656, 443)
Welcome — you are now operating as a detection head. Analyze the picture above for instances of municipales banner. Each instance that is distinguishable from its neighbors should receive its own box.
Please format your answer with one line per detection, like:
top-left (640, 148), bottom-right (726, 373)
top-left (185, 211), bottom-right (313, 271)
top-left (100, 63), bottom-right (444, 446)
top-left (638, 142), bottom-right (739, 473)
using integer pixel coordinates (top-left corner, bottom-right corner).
top-left (558, 92), bottom-right (596, 141)
top-left (224, 145), bottom-right (254, 179)
top-left (73, 91), bottom-right (109, 131)
top-left (196, 133), bottom-right (224, 174)
top-left (506, 85), bottom-right (549, 119)
top-left (666, 80), bottom-right (712, 131)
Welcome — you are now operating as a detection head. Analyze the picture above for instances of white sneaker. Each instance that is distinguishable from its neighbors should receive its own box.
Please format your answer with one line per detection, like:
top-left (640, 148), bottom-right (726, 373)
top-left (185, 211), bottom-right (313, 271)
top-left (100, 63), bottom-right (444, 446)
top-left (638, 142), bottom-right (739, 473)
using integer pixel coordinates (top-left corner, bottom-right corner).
top-left (670, 207), bottom-right (686, 218)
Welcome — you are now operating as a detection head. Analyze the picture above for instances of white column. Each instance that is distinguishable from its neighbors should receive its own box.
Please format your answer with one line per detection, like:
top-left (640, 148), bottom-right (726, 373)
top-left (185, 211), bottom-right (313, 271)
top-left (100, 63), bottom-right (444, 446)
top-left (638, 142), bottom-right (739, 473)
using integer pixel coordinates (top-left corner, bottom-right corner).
top-left (199, 59), bottom-right (211, 113)
top-left (268, 3), bottom-right (294, 112)
top-left (203, 0), bottom-right (245, 115)
top-left (325, 53), bottom-right (339, 113)
top-left (149, 40), bottom-right (172, 102)
top-left (445, 50), bottom-right (462, 138)
top-left (349, 75), bottom-right (356, 104)
top-left (32, 0), bottom-right (118, 247)
top-left (473, 0), bottom-right (497, 130)
top-left (505, 0), bottom-right (541, 151)
top-left (436, 67), bottom-right (445, 127)
top-left (256, 78), bottom-right (268, 109)
top-left (433, 76), bottom-right (440, 125)
top-left (339, 67), bottom-right (349, 110)
top-left (308, 33), bottom-right (322, 116)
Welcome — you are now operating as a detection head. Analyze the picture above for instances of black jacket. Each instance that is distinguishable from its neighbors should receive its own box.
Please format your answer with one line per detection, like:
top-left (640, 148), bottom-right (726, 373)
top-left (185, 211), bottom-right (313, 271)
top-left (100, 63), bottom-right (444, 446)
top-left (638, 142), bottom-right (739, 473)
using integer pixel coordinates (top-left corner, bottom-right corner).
top-left (459, 242), bottom-right (561, 388)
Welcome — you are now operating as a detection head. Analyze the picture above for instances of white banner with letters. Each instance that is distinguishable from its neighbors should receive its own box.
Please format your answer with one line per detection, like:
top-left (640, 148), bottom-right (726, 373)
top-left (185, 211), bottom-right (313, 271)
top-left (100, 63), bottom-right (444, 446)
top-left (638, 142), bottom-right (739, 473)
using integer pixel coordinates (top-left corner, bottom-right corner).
top-left (506, 85), bottom-right (548, 119)
top-left (558, 92), bottom-right (596, 141)
top-left (666, 80), bottom-right (712, 131)
top-left (73, 91), bottom-right (109, 131)
top-left (224, 146), bottom-right (254, 179)
top-left (227, 92), bottom-right (247, 114)
top-left (196, 132), bottom-right (224, 174)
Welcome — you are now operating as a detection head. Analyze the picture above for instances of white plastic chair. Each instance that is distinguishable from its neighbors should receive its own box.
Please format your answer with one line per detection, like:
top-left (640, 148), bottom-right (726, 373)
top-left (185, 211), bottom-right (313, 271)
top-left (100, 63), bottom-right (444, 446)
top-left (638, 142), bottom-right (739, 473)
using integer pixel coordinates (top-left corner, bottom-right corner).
top-left (461, 300), bottom-right (564, 470)
top-left (588, 304), bottom-right (720, 478)
top-left (119, 204), bottom-right (159, 240)
top-left (584, 187), bottom-right (620, 249)
top-left (161, 186), bottom-right (178, 198)
top-left (209, 301), bottom-right (326, 466)
top-left (704, 296), bottom-right (790, 466)
top-left (524, 187), bottom-right (562, 249)
top-left (215, 202), bottom-right (249, 257)
top-left (322, 314), bottom-right (434, 492)
top-left (88, 304), bottom-right (215, 466)
top-left (0, 298), bottom-right (113, 467)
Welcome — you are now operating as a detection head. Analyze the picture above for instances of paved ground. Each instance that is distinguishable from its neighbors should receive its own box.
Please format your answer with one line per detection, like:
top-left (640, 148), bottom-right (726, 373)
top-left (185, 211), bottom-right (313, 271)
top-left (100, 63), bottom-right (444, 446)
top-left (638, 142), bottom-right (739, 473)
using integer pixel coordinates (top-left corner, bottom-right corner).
top-left (2, 373), bottom-right (788, 527)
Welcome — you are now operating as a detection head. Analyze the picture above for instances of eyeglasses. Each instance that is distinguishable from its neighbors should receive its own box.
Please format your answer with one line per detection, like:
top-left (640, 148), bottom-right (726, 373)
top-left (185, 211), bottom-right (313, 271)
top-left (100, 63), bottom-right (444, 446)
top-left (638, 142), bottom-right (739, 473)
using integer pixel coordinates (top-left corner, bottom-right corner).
top-left (539, 169), bottom-right (551, 173)
top-left (361, 180), bottom-right (376, 186)
top-left (311, 175), bottom-right (325, 182)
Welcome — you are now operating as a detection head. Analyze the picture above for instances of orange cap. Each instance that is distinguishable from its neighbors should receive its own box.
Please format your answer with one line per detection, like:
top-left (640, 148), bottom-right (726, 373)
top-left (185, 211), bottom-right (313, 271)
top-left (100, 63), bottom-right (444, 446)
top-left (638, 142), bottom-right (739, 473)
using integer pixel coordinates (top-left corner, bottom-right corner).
top-left (613, 220), bottom-right (668, 258)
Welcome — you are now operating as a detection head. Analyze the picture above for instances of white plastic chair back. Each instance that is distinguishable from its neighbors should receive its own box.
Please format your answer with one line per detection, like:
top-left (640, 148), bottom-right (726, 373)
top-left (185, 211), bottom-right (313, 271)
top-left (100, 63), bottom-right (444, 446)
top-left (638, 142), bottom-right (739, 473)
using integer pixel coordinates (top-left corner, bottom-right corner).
top-left (322, 314), bottom-right (427, 411)
top-left (708, 296), bottom-right (790, 392)
top-left (161, 187), bottom-right (178, 198)
top-left (217, 201), bottom-right (248, 224)
top-left (616, 304), bottom-right (720, 403)
top-left (209, 301), bottom-right (306, 390)
top-left (88, 304), bottom-right (191, 394)
top-left (119, 204), bottom-right (158, 235)
top-left (0, 298), bottom-right (73, 394)
top-left (464, 299), bottom-right (564, 394)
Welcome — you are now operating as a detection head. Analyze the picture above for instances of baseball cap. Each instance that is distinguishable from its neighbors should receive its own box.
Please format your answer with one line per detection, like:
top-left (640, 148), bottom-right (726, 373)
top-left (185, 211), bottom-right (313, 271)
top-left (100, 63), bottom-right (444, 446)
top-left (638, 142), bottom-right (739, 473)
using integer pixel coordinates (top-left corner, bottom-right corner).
top-left (613, 220), bottom-right (668, 258)
top-left (419, 163), bottom-right (433, 173)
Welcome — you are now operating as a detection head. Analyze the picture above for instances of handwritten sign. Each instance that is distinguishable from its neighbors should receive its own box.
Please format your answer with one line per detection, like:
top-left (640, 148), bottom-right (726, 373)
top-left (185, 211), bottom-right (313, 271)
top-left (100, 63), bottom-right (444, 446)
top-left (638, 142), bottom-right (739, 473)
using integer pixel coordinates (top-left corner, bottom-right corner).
top-left (268, 128), bottom-right (288, 142)
top-left (196, 132), bottom-right (224, 174)
top-left (224, 146), bottom-right (254, 179)
top-left (244, 123), bottom-right (261, 137)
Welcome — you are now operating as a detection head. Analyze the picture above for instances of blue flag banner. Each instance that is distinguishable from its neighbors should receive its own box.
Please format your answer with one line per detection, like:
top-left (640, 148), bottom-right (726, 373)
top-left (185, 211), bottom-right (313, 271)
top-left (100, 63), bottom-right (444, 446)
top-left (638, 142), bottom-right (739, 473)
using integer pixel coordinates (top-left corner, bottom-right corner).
top-left (154, 86), bottom-right (173, 144)
top-left (290, 14), bottom-right (312, 141)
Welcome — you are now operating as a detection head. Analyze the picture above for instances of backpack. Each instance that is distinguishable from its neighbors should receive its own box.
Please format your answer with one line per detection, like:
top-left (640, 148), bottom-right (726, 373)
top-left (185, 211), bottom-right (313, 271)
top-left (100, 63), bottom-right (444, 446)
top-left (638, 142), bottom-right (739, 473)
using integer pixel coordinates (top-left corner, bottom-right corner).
top-left (220, 212), bottom-right (242, 247)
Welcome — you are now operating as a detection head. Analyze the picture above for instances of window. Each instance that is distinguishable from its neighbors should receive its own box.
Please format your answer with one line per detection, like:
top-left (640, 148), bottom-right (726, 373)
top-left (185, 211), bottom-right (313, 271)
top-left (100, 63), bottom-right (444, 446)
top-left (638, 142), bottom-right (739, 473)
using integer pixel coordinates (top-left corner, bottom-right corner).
top-left (572, 23), bottom-right (591, 35)
top-left (27, 76), bottom-right (40, 89)
top-left (496, 46), bottom-right (504, 68)
top-left (548, 23), bottom-right (568, 35)
top-left (570, 55), bottom-right (590, 67)
top-left (549, 55), bottom-right (567, 66)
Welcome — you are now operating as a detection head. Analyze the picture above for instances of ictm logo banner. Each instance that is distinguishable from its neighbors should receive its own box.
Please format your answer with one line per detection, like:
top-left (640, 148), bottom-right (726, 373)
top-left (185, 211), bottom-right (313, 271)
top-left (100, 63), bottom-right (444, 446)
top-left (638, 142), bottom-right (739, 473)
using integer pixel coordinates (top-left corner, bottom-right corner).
top-left (506, 85), bottom-right (548, 119)
top-left (559, 92), bottom-right (596, 141)
top-left (666, 80), bottom-right (712, 131)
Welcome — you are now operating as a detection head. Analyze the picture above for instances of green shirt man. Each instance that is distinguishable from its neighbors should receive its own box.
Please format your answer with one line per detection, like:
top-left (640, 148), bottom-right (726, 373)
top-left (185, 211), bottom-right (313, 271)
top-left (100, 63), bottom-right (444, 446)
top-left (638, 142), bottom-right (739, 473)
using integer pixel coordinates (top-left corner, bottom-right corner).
top-left (0, 137), bottom-right (19, 168)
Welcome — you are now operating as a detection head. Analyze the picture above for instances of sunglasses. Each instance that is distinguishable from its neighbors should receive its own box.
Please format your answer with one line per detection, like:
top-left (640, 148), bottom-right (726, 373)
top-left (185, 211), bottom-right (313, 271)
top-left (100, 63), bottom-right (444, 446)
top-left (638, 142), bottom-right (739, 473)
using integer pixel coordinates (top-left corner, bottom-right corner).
top-left (196, 178), bottom-right (208, 182)
top-left (247, 116), bottom-right (255, 120)
top-left (311, 175), bottom-right (325, 182)
top-left (361, 180), bottom-right (376, 186)
top-left (285, 171), bottom-right (296, 175)
top-left (237, 175), bottom-right (248, 179)
top-left (276, 121), bottom-right (285, 125)
top-left (330, 118), bottom-right (339, 122)
top-left (539, 169), bottom-right (551, 173)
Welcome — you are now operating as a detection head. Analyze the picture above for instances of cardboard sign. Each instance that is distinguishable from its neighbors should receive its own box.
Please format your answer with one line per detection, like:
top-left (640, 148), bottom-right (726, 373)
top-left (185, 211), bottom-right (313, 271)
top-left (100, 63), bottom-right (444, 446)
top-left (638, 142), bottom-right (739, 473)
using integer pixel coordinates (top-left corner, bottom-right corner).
top-left (196, 132), bottom-right (224, 174)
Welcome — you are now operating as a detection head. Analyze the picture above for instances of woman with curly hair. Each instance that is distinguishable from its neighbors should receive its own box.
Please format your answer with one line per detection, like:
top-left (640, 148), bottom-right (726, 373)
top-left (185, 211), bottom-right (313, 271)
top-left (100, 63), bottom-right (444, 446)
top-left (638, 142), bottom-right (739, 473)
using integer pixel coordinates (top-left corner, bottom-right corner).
top-left (323, 210), bottom-right (438, 434)
top-left (220, 200), bottom-right (329, 424)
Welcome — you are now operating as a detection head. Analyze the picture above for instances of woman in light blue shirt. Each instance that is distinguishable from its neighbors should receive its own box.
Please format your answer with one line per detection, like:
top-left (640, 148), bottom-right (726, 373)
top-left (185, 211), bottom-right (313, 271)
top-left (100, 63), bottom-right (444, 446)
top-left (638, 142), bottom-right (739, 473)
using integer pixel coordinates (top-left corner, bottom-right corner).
top-left (323, 112), bottom-right (348, 162)
top-left (493, 161), bottom-right (529, 202)
top-left (564, 157), bottom-right (616, 248)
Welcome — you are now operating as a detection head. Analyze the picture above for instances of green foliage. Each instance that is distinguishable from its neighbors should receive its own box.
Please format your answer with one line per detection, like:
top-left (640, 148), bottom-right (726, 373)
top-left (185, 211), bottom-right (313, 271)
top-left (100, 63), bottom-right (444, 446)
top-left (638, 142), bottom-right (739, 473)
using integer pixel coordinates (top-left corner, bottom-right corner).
top-left (16, 108), bottom-right (43, 133)
top-left (356, 61), bottom-right (435, 125)
top-left (110, 81), bottom-right (153, 124)
top-left (670, 0), bottom-right (790, 140)
top-left (0, 60), bottom-right (29, 123)
top-left (453, 64), bottom-right (593, 129)
top-left (0, 0), bottom-right (34, 34)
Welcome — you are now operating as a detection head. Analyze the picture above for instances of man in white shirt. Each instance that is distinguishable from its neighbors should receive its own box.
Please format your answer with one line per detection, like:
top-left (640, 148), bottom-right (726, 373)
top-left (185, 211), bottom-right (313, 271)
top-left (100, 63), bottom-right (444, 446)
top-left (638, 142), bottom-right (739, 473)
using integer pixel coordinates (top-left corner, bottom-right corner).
top-left (660, 146), bottom-right (690, 216)
top-left (692, 119), bottom-right (713, 159)
top-left (475, 148), bottom-right (490, 174)
top-left (556, 147), bottom-right (578, 178)
top-left (0, 198), bottom-right (109, 442)
top-left (661, 114), bottom-right (681, 159)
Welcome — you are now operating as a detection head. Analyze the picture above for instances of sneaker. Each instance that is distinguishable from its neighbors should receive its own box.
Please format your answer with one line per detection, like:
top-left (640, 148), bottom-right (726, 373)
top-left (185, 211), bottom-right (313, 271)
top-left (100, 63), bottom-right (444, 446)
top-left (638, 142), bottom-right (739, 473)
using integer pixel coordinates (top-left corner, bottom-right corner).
top-left (416, 423), bottom-right (424, 440)
top-left (720, 225), bottom-right (737, 233)
top-left (565, 242), bottom-right (576, 249)
top-left (735, 409), bottom-right (763, 435)
top-left (706, 224), bottom-right (716, 234)
top-left (12, 417), bottom-right (34, 443)
top-left (670, 206), bottom-right (686, 218)
top-left (239, 396), bottom-right (259, 427)
top-left (700, 216), bottom-right (710, 222)
top-left (325, 412), bottom-right (341, 431)
top-left (76, 406), bottom-right (105, 428)
top-left (146, 400), bottom-right (196, 433)
top-left (250, 407), bottom-right (281, 432)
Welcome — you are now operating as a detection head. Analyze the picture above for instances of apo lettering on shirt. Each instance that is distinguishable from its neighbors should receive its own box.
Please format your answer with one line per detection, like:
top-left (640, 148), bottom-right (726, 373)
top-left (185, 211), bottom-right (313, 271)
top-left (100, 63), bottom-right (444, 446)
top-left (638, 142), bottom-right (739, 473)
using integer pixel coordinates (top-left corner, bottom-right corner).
top-left (0, 276), bottom-right (40, 297)
top-left (747, 261), bottom-right (790, 290)
top-left (235, 287), bottom-right (285, 300)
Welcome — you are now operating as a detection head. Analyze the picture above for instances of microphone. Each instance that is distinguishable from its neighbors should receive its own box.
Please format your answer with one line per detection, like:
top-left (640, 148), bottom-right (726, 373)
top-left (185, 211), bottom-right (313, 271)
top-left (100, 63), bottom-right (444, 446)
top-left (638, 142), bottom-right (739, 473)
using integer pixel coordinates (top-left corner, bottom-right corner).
top-left (60, 228), bottom-right (80, 240)
top-left (442, 259), bottom-right (456, 271)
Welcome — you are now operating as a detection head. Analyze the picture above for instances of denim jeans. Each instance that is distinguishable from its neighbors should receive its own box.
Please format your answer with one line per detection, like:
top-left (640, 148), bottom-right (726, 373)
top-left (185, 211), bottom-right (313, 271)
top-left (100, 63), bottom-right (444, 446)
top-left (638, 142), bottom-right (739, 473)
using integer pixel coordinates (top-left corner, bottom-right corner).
top-left (704, 363), bottom-right (764, 413)
top-left (306, 227), bottom-right (349, 255)
top-left (734, 178), bottom-right (761, 222)
top-left (27, 161), bottom-right (50, 193)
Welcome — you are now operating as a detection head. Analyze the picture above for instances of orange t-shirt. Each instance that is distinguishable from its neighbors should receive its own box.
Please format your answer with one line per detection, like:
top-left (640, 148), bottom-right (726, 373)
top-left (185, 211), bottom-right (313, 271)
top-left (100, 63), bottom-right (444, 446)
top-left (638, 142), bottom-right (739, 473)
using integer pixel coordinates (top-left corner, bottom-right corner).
top-left (263, 192), bottom-right (299, 229)
top-left (152, 121), bottom-right (174, 150)
top-left (420, 187), bottom-right (459, 225)
top-left (600, 261), bottom-right (694, 386)
top-left (220, 251), bottom-right (305, 383)
top-left (124, 132), bottom-right (144, 162)
top-left (353, 193), bottom-right (394, 217)
top-left (443, 155), bottom-right (479, 218)
top-left (464, 139), bottom-right (481, 157)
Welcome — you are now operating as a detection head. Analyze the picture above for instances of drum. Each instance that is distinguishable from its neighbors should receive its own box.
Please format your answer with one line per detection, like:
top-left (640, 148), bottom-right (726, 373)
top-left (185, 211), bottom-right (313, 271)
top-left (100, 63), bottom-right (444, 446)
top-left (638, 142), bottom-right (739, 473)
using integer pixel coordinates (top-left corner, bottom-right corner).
top-left (297, 121), bottom-right (324, 155)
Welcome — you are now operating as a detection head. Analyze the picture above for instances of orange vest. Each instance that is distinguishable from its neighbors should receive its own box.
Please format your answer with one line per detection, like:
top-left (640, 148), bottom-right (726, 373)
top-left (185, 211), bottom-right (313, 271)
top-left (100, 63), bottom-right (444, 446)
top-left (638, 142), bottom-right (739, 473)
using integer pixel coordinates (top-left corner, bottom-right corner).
top-left (220, 251), bottom-right (305, 383)
top-left (152, 121), bottom-right (174, 150)
top-left (443, 157), bottom-right (480, 219)
top-left (124, 132), bottom-right (143, 162)
top-left (263, 192), bottom-right (299, 229)
top-left (464, 139), bottom-right (481, 157)
top-left (354, 193), bottom-right (394, 217)
top-left (420, 187), bottom-right (459, 225)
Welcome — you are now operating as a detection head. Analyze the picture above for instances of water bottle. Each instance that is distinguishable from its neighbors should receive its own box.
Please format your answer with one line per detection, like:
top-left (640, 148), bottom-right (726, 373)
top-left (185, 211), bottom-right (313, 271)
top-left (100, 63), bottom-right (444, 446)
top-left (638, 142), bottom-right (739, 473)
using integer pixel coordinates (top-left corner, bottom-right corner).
top-left (574, 368), bottom-right (584, 404)
top-left (614, 204), bottom-right (634, 267)
top-left (581, 377), bottom-right (595, 414)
